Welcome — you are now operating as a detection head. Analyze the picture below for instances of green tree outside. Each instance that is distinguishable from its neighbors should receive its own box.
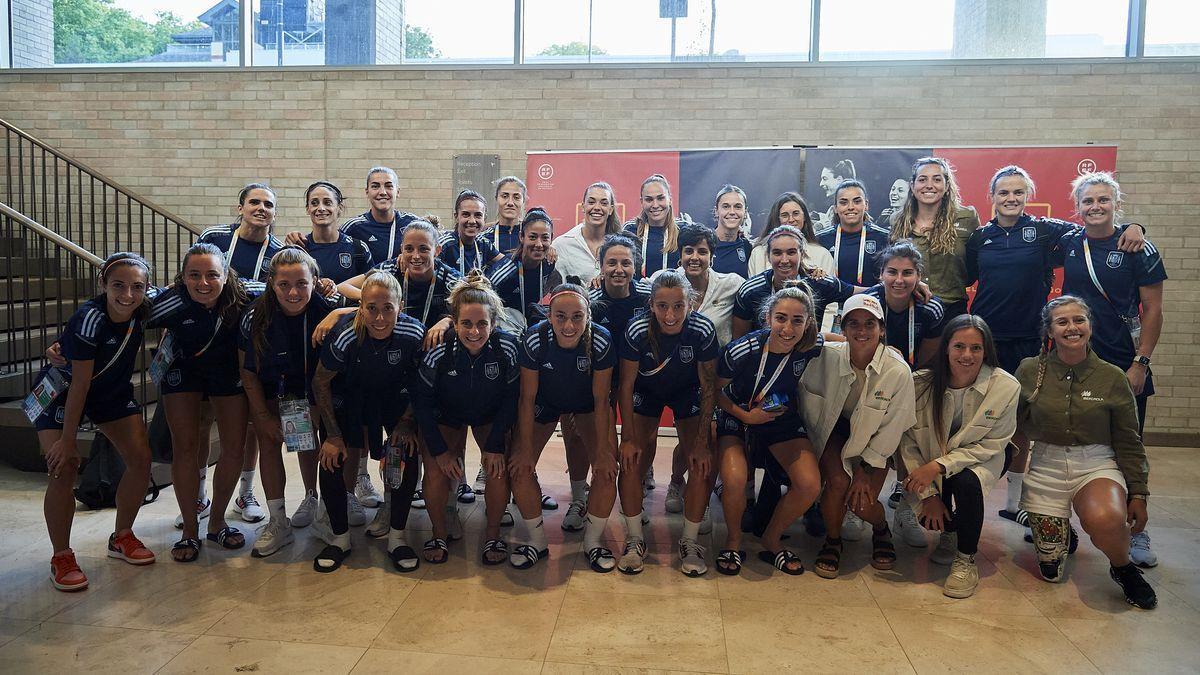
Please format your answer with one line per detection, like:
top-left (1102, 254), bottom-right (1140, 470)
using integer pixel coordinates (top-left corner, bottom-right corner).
top-left (405, 24), bottom-right (441, 59)
top-left (54, 0), bottom-right (200, 64)
top-left (537, 41), bottom-right (606, 57)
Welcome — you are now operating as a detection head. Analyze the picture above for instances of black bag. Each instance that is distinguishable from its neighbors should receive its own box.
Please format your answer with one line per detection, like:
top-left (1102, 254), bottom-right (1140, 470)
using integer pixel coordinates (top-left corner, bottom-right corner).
top-left (149, 403), bottom-right (173, 464)
top-left (74, 433), bottom-right (125, 510)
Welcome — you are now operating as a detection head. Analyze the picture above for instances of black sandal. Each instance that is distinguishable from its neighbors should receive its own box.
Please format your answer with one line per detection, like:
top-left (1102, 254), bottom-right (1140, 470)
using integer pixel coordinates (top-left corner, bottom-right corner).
top-left (313, 544), bottom-right (350, 573)
top-left (481, 539), bottom-right (508, 566)
top-left (390, 545), bottom-right (420, 572)
top-left (871, 526), bottom-right (897, 570)
top-left (814, 537), bottom-right (843, 579)
top-left (510, 544), bottom-right (548, 570)
top-left (171, 537), bottom-right (201, 563)
top-left (205, 526), bottom-right (245, 550)
top-left (758, 549), bottom-right (804, 576)
top-left (715, 549), bottom-right (745, 576)
top-left (422, 538), bottom-right (448, 564)
top-left (586, 546), bottom-right (616, 573)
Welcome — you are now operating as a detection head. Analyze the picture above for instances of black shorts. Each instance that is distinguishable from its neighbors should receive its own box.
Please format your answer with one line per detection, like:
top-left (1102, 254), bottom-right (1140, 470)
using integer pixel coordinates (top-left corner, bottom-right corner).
top-left (534, 398), bottom-right (592, 425)
top-left (632, 388), bottom-right (701, 420)
top-left (159, 357), bottom-right (242, 398)
top-left (336, 393), bottom-right (408, 460)
top-left (715, 409), bottom-right (807, 448)
top-left (34, 380), bottom-right (140, 431)
top-left (994, 337), bottom-right (1041, 375)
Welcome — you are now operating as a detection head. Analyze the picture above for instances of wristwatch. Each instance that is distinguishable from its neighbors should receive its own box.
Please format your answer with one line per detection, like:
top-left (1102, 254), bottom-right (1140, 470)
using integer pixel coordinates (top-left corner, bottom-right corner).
top-left (1135, 355), bottom-right (1151, 368)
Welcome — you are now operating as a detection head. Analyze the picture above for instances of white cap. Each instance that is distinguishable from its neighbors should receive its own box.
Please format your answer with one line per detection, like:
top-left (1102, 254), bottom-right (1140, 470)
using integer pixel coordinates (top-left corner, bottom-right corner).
top-left (841, 293), bottom-right (884, 321)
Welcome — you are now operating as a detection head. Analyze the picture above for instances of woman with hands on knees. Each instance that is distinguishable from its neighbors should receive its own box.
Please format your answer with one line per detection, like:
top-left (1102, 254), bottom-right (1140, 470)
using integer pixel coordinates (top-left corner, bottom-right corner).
top-left (900, 314), bottom-right (1020, 599)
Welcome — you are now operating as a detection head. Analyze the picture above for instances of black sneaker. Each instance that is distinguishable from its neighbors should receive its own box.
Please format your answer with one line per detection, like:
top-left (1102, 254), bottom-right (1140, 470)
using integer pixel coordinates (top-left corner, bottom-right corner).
top-left (886, 481), bottom-right (904, 509)
top-left (1110, 563), bottom-right (1158, 610)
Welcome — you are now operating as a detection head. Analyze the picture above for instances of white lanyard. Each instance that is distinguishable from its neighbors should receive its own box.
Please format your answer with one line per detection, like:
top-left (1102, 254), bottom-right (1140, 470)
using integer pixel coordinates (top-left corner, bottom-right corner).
top-left (226, 231), bottom-right (269, 282)
top-left (493, 223), bottom-right (514, 250)
top-left (386, 216), bottom-right (397, 261)
top-left (1081, 238), bottom-right (1112, 303)
top-left (885, 300), bottom-right (916, 366)
top-left (641, 226), bottom-right (668, 278)
top-left (404, 270), bottom-right (436, 326)
top-left (280, 314), bottom-right (309, 398)
top-left (518, 262), bottom-right (544, 314)
top-left (751, 340), bottom-right (791, 405)
top-left (832, 226), bottom-right (867, 285)
top-left (458, 237), bottom-right (481, 275)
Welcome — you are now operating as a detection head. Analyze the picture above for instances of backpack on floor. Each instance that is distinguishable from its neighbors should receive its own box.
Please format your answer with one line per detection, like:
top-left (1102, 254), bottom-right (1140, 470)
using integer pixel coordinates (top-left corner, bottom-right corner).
top-left (74, 433), bottom-right (125, 510)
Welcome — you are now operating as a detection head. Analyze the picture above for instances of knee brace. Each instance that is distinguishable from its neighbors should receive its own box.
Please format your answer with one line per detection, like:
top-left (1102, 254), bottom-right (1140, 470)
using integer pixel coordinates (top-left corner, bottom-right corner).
top-left (1028, 512), bottom-right (1069, 582)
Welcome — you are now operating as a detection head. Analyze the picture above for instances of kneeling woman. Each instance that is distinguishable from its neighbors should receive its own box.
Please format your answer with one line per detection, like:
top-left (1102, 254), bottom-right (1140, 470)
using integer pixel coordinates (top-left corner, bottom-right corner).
top-left (511, 283), bottom-right (616, 569)
top-left (800, 294), bottom-right (916, 579)
top-left (39, 253), bottom-right (158, 591)
top-left (616, 270), bottom-right (719, 576)
top-left (413, 272), bottom-right (521, 566)
top-left (311, 271), bottom-right (425, 572)
top-left (1016, 295), bottom-right (1155, 610)
top-left (714, 284), bottom-right (824, 576)
top-left (900, 315), bottom-right (1020, 598)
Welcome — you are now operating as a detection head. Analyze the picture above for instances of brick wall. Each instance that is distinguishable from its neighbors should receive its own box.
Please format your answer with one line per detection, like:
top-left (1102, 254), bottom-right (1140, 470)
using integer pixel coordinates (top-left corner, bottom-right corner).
top-left (10, 0), bottom-right (54, 68)
top-left (0, 61), bottom-right (1196, 440)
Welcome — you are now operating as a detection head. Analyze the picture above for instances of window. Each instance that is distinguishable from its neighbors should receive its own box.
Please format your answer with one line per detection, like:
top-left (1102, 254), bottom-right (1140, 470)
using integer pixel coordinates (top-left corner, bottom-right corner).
top-left (819, 0), bottom-right (1129, 61)
top-left (523, 0), bottom-right (812, 64)
top-left (1145, 0), bottom-right (1200, 56)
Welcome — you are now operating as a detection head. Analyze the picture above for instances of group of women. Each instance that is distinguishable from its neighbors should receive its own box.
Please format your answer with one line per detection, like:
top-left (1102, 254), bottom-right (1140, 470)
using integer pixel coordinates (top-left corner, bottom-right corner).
top-left (35, 161), bottom-right (1164, 612)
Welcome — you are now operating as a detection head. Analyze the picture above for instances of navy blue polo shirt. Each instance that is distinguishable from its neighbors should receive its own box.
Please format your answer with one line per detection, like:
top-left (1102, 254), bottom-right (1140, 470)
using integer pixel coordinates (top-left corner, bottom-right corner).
top-left (620, 311), bottom-right (719, 400)
top-left (815, 222), bottom-right (892, 287)
top-left (589, 279), bottom-right (651, 348)
top-left (732, 270), bottom-right (851, 330)
top-left (518, 321), bottom-right (616, 412)
top-left (239, 294), bottom-right (339, 400)
top-left (58, 295), bottom-right (147, 391)
top-left (1056, 226), bottom-right (1167, 371)
top-left (488, 257), bottom-right (562, 323)
top-left (712, 237), bottom-right (753, 278)
top-left (320, 312), bottom-right (425, 417)
top-left (304, 233), bottom-right (373, 284)
top-left (965, 215), bottom-right (1077, 340)
top-left (482, 223), bottom-right (522, 255)
top-left (623, 219), bottom-right (683, 277)
top-left (438, 235), bottom-right (502, 274)
top-left (148, 281), bottom-right (265, 364)
top-left (197, 224), bottom-right (284, 282)
top-left (340, 210), bottom-right (418, 263)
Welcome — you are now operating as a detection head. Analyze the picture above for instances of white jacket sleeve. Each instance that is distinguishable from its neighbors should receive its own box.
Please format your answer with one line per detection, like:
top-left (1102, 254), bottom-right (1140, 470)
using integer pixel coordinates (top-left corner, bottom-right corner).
top-left (859, 368), bottom-right (917, 470)
top-left (899, 425), bottom-right (937, 499)
top-left (935, 381), bottom-right (1019, 479)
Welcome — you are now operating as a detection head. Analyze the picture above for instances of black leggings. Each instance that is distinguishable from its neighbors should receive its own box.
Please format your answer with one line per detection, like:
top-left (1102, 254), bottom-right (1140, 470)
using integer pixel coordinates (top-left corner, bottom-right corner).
top-left (319, 454), bottom-right (419, 535)
top-left (936, 470), bottom-right (985, 555)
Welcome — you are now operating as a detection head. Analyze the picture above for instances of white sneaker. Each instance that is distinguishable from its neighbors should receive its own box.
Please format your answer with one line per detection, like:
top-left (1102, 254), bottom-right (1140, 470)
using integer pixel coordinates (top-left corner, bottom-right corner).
top-left (252, 517), bottom-right (294, 558)
top-left (347, 493), bottom-right (367, 527)
top-left (943, 552), bottom-right (979, 599)
top-left (234, 491), bottom-right (266, 523)
top-left (930, 531), bottom-right (958, 565)
top-left (665, 482), bottom-right (684, 514)
top-left (698, 506), bottom-right (713, 535)
top-left (887, 480), bottom-right (905, 509)
top-left (473, 466), bottom-right (487, 494)
top-left (174, 498), bottom-right (211, 530)
top-left (291, 491), bottom-right (319, 528)
top-left (841, 511), bottom-right (869, 542)
top-left (355, 473), bottom-right (383, 508)
top-left (412, 489), bottom-right (426, 510)
top-left (446, 508), bottom-right (464, 541)
top-left (561, 500), bottom-right (587, 532)
top-left (366, 501), bottom-right (390, 538)
top-left (618, 538), bottom-right (646, 574)
top-left (893, 500), bottom-right (927, 548)
top-left (678, 538), bottom-right (708, 577)
top-left (311, 505), bottom-right (334, 545)
top-left (1130, 531), bottom-right (1158, 568)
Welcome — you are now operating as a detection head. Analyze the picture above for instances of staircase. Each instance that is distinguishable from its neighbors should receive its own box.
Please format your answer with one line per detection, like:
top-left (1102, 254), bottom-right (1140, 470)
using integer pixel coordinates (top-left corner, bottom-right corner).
top-left (0, 118), bottom-right (203, 470)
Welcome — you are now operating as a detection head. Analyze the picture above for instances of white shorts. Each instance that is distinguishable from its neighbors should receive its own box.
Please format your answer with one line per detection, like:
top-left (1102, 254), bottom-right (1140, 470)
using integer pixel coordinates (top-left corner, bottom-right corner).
top-left (1019, 442), bottom-right (1127, 519)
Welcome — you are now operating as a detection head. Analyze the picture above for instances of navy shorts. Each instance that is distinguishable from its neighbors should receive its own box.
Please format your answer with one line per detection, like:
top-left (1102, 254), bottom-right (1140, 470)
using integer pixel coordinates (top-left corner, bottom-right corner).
top-left (715, 409), bottom-right (807, 448)
top-left (534, 398), bottom-right (593, 425)
top-left (159, 357), bottom-right (242, 398)
top-left (34, 380), bottom-right (140, 431)
top-left (336, 393), bottom-right (408, 460)
top-left (632, 388), bottom-right (701, 421)
top-left (995, 337), bottom-right (1041, 375)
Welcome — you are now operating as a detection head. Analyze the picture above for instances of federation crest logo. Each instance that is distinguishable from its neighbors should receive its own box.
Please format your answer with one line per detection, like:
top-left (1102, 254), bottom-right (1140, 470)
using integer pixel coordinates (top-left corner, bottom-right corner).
top-left (1106, 251), bottom-right (1124, 269)
top-left (632, 392), bottom-right (643, 408)
top-left (577, 356), bottom-right (591, 372)
top-left (737, 248), bottom-right (747, 262)
top-left (484, 362), bottom-right (499, 380)
top-left (793, 359), bottom-right (805, 377)
top-left (725, 416), bottom-right (740, 431)
top-left (387, 350), bottom-right (402, 365)
top-left (680, 345), bottom-right (694, 364)
top-left (55, 407), bottom-right (66, 423)
top-left (166, 369), bottom-right (182, 387)
top-left (1022, 227), bottom-right (1037, 243)
top-left (338, 252), bottom-right (353, 269)
top-left (865, 241), bottom-right (877, 254)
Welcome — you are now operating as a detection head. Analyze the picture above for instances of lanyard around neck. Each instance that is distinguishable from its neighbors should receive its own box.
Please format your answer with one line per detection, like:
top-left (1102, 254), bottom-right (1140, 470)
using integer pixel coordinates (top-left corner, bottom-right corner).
top-left (833, 226), bottom-right (868, 285)
top-left (641, 225), bottom-right (668, 278)
top-left (458, 237), bottom-right (481, 275)
top-left (404, 270), bottom-right (436, 326)
top-left (885, 299), bottom-right (916, 365)
top-left (386, 215), bottom-right (397, 261)
top-left (226, 229), bottom-right (269, 282)
top-left (751, 339), bottom-right (791, 405)
top-left (518, 262), bottom-right (544, 314)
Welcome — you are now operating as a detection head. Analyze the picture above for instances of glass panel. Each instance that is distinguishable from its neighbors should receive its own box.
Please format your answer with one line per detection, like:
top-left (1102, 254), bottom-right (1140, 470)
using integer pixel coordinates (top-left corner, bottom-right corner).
top-left (1145, 0), bottom-right (1200, 56)
top-left (17, 0), bottom-right (242, 67)
top-left (819, 0), bottom-right (1128, 61)
top-left (523, 0), bottom-right (812, 64)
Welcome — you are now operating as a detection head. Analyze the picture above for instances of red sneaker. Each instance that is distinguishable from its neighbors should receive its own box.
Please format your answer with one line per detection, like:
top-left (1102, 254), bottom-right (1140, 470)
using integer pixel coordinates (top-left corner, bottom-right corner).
top-left (107, 530), bottom-right (156, 565)
top-left (50, 549), bottom-right (89, 592)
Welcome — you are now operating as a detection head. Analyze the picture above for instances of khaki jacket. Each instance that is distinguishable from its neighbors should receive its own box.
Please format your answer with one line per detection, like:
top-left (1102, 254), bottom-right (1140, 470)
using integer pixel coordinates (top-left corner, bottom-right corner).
top-left (800, 342), bottom-right (916, 476)
top-left (691, 267), bottom-right (744, 347)
top-left (900, 365), bottom-right (1020, 502)
top-left (554, 224), bottom-right (602, 286)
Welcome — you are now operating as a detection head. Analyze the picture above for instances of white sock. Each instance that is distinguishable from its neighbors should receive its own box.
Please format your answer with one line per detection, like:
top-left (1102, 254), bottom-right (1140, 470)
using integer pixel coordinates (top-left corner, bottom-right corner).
top-left (570, 480), bottom-right (588, 503)
top-left (239, 470), bottom-right (255, 495)
top-left (584, 513), bottom-right (607, 550)
top-left (197, 471), bottom-right (208, 502)
top-left (1006, 473), bottom-right (1024, 513)
top-left (523, 516), bottom-right (548, 551)
top-left (681, 517), bottom-right (701, 542)
top-left (331, 531), bottom-right (351, 551)
top-left (624, 512), bottom-right (644, 541)
top-left (267, 498), bottom-right (286, 523)
top-left (387, 528), bottom-right (407, 552)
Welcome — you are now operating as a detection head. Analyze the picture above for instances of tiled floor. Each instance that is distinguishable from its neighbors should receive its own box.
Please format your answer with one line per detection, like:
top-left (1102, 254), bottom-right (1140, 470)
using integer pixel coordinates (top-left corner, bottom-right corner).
top-left (1, 441), bottom-right (1197, 674)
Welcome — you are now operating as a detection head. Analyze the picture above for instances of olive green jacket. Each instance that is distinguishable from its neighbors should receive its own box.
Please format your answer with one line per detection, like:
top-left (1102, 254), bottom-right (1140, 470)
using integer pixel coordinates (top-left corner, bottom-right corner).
top-left (907, 205), bottom-right (979, 305)
top-left (1014, 350), bottom-right (1149, 496)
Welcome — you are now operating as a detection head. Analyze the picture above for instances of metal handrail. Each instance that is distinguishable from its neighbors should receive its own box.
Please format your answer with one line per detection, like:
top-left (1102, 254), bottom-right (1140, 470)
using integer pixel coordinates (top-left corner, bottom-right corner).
top-left (0, 118), bottom-right (200, 235)
top-left (0, 202), bottom-right (103, 268)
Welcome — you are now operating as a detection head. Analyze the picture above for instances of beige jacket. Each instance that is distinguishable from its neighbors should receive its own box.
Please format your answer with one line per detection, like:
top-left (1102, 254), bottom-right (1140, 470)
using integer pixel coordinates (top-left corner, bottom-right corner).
top-left (554, 223), bottom-right (602, 286)
top-left (899, 365), bottom-right (1020, 503)
top-left (691, 267), bottom-right (744, 347)
top-left (800, 341), bottom-right (916, 476)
